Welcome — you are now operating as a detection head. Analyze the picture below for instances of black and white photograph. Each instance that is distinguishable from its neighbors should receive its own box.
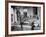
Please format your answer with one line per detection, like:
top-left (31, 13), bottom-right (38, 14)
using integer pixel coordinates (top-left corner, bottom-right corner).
top-left (8, 2), bottom-right (44, 35)
top-left (11, 6), bottom-right (41, 31)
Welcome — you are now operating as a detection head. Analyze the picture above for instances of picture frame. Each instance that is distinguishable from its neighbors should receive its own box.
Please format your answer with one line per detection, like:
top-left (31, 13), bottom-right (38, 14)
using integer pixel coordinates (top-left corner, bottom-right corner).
top-left (5, 0), bottom-right (45, 37)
